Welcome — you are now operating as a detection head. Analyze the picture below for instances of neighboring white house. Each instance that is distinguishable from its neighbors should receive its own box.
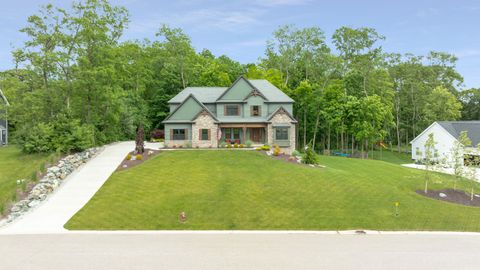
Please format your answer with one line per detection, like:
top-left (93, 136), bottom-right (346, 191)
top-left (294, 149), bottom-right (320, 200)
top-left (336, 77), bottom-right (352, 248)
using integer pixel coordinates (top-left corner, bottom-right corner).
top-left (411, 121), bottom-right (480, 165)
top-left (0, 88), bottom-right (9, 146)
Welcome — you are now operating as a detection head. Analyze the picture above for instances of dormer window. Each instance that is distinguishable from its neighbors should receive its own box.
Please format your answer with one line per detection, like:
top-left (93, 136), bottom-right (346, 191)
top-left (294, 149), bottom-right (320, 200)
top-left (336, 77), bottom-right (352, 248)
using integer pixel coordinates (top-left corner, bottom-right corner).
top-left (225, 104), bottom-right (240, 116)
top-left (251, 105), bottom-right (261, 117)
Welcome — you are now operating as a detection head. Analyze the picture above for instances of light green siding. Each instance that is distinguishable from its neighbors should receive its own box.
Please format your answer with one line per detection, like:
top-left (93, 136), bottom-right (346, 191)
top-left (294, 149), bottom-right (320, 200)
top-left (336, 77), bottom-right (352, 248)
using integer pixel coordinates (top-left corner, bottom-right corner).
top-left (165, 124), bottom-right (192, 141)
top-left (218, 78), bottom-right (252, 100)
top-left (216, 103), bottom-right (243, 118)
top-left (268, 103), bottom-right (293, 115)
top-left (169, 96), bottom-right (203, 121)
top-left (243, 96), bottom-right (266, 119)
top-left (205, 103), bottom-right (216, 114)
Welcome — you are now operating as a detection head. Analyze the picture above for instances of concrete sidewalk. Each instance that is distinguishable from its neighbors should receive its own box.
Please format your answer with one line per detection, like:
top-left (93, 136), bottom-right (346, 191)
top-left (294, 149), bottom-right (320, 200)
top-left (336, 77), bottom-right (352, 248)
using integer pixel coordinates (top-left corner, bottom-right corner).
top-left (402, 163), bottom-right (480, 181)
top-left (0, 141), bottom-right (135, 234)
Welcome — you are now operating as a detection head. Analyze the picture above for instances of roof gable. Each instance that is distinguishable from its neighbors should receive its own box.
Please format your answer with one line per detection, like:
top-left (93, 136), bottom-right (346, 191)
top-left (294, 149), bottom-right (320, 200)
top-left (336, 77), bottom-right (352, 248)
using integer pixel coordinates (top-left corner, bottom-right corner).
top-left (217, 76), bottom-right (256, 101)
top-left (163, 94), bottom-right (218, 123)
top-left (437, 121), bottom-right (480, 146)
top-left (267, 106), bottom-right (297, 123)
top-left (0, 89), bottom-right (9, 106)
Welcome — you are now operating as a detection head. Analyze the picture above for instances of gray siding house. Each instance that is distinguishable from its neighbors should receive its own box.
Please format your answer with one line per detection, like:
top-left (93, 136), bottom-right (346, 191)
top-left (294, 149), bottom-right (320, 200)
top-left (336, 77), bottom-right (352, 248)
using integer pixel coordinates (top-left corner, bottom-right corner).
top-left (162, 76), bottom-right (297, 153)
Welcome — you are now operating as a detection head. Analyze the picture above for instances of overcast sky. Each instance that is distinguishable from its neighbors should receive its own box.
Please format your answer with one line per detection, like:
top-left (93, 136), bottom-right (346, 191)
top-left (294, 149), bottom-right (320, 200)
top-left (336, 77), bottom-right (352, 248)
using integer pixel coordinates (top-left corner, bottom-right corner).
top-left (1, 0), bottom-right (479, 89)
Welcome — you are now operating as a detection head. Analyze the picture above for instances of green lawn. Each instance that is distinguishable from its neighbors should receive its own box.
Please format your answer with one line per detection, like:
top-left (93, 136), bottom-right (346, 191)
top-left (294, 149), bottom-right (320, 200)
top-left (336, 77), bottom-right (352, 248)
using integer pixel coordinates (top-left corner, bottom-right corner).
top-left (367, 149), bottom-right (412, 165)
top-left (66, 150), bottom-right (480, 231)
top-left (0, 146), bottom-right (50, 213)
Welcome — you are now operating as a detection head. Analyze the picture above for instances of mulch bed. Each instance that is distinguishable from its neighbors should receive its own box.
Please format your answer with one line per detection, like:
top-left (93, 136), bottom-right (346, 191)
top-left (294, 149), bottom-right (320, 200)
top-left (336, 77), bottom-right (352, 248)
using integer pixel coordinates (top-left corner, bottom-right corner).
top-left (267, 152), bottom-right (300, 164)
top-left (417, 189), bottom-right (480, 207)
top-left (116, 148), bottom-right (161, 171)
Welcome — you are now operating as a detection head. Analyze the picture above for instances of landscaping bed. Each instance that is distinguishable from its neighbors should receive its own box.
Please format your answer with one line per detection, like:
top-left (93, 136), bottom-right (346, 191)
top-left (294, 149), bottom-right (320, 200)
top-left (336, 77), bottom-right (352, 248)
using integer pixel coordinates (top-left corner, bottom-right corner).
top-left (416, 189), bottom-right (480, 207)
top-left (116, 149), bottom-right (161, 171)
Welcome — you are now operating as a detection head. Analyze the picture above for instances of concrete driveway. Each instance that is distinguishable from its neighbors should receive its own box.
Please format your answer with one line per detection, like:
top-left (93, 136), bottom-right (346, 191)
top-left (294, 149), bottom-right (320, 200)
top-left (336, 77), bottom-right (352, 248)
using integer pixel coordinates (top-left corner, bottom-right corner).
top-left (0, 141), bottom-right (136, 234)
top-left (1, 233), bottom-right (480, 270)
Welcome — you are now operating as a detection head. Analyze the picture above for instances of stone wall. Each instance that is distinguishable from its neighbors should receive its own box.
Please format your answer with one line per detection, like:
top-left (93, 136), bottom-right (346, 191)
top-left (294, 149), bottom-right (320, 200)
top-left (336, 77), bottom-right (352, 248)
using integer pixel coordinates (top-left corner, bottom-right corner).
top-left (0, 147), bottom-right (102, 227)
top-left (267, 111), bottom-right (296, 155)
top-left (192, 112), bottom-right (218, 148)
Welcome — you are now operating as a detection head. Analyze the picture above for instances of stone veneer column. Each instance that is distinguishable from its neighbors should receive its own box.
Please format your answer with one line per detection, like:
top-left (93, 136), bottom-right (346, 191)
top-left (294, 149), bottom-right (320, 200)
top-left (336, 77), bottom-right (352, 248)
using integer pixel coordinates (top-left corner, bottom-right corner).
top-left (267, 112), bottom-right (296, 155)
top-left (192, 112), bottom-right (218, 148)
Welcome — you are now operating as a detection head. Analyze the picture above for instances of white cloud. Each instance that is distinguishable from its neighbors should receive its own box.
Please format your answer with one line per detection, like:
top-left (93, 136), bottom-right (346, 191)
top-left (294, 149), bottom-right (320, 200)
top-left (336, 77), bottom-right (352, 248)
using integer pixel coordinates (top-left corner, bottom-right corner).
top-left (454, 49), bottom-right (480, 59)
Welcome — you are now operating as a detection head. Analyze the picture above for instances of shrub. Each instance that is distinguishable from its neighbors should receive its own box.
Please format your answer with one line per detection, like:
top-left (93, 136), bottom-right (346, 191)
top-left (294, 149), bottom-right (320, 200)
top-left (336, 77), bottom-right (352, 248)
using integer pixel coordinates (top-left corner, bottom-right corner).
top-left (245, 140), bottom-right (253, 147)
top-left (150, 129), bottom-right (165, 140)
top-left (126, 154), bottom-right (132, 160)
top-left (234, 143), bottom-right (239, 148)
top-left (302, 145), bottom-right (319, 165)
top-left (136, 154), bottom-right (143, 160)
top-left (240, 144), bottom-right (244, 148)
top-left (20, 114), bottom-right (94, 154)
top-left (273, 144), bottom-right (281, 156)
top-left (220, 141), bottom-right (227, 148)
top-left (227, 144), bottom-right (232, 148)
top-left (185, 142), bottom-right (192, 148)
top-left (261, 145), bottom-right (270, 151)
top-left (292, 150), bottom-right (301, 157)
top-left (172, 145), bottom-right (177, 148)
top-left (256, 147), bottom-right (262, 151)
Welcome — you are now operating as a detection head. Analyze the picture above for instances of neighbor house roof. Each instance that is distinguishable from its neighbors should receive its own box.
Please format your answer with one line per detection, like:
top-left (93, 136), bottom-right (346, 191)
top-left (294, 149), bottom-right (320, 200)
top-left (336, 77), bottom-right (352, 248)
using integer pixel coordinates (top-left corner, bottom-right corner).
top-left (167, 79), bottom-right (293, 104)
top-left (437, 121), bottom-right (480, 147)
top-left (0, 89), bottom-right (9, 106)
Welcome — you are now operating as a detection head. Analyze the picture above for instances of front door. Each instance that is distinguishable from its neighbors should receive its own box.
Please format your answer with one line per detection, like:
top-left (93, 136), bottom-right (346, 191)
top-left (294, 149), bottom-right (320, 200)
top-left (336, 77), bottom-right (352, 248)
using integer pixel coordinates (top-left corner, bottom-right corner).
top-left (250, 128), bottom-right (262, 143)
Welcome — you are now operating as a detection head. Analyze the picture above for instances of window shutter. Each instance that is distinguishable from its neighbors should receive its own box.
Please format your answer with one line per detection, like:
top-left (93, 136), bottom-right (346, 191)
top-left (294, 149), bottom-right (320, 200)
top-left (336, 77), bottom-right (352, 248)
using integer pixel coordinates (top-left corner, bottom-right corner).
top-left (199, 129), bottom-right (202, 140)
top-left (170, 129), bottom-right (173, 140)
top-left (208, 129), bottom-right (211, 140)
top-left (259, 106), bottom-right (262, 116)
top-left (224, 105), bottom-right (227, 115)
top-left (237, 105), bottom-right (241, 116)
top-left (250, 106), bottom-right (253, 117)
top-left (185, 129), bottom-right (188, 140)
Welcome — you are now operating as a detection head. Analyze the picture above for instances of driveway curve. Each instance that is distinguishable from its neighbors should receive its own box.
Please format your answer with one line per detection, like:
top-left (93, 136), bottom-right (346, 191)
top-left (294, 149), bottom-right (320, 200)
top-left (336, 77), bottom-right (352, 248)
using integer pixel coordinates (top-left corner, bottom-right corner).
top-left (0, 141), bottom-right (136, 234)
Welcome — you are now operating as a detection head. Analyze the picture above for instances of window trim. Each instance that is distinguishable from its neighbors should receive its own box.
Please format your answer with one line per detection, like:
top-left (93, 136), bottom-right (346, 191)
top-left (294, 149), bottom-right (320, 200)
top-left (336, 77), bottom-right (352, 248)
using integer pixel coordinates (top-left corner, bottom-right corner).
top-left (172, 129), bottom-right (186, 140)
top-left (224, 104), bottom-right (240, 116)
top-left (274, 127), bottom-right (289, 141)
top-left (250, 105), bottom-right (261, 117)
top-left (200, 129), bottom-right (210, 141)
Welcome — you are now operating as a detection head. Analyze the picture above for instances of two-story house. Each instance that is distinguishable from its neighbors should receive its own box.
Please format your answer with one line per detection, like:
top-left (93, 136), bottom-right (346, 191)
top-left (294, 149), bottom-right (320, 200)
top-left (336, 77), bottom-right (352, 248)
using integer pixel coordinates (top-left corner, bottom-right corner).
top-left (162, 76), bottom-right (297, 154)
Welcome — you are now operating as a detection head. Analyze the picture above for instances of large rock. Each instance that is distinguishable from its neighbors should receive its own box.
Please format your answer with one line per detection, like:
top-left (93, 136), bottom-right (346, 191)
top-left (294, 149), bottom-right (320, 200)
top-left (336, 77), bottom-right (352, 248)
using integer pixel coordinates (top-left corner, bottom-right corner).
top-left (0, 147), bottom-right (102, 227)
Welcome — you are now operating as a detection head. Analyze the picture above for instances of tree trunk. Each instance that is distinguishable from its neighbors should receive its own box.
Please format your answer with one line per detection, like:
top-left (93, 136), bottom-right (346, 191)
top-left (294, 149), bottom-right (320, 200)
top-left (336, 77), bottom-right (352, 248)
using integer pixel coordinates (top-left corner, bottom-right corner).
top-left (312, 111), bottom-right (321, 151)
top-left (303, 110), bottom-right (307, 148)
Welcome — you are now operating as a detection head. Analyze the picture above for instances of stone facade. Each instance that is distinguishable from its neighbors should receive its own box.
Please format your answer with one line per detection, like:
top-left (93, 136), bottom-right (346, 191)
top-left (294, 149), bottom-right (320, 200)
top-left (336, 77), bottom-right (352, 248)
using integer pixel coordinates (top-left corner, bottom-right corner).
top-left (267, 110), bottom-right (296, 154)
top-left (192, 111), bottom-right (218, 148)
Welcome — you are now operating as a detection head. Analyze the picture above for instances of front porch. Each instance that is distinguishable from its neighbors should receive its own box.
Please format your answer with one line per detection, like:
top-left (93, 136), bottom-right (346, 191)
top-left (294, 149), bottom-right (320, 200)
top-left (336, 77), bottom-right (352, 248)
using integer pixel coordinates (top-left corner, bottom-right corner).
top-left (219, 124), bottom-right (267, 145)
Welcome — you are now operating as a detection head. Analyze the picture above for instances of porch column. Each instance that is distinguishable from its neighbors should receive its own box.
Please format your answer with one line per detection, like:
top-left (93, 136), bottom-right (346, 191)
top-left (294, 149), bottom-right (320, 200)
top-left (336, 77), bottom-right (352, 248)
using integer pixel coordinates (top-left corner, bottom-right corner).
top-left (242, 126), bottom-right (246, 143)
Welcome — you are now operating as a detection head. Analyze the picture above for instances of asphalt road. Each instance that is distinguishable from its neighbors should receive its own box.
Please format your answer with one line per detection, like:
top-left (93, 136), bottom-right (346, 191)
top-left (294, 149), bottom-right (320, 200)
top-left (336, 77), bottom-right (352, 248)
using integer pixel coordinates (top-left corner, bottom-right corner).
top-left (1, 233), bottom-right (480, 270)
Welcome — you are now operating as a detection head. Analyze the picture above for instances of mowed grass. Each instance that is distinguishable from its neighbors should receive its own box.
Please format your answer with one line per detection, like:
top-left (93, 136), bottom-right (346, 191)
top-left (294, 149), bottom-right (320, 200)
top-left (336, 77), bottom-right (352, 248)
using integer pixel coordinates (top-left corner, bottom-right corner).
top-left (367, 150), bottom-right (412, 165)
top-left (0, 146), bottom-right (50, 213)
top-left (66, 150), bottom-right (480, 231)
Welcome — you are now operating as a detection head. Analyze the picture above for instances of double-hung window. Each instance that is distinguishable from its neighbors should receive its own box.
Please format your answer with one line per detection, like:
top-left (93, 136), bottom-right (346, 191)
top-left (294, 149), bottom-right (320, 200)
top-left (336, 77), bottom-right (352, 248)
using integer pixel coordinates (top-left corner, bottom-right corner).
top-left (172, 129), bottom-right (186, 140)
top-left (225, 105), bottom-right (240, 116)
top-left (251, 105), bottom-right (261, 116)
top-left (275, 127), bottom-right (288, 140)
top-left (201, 129), bottom-right (209, 140)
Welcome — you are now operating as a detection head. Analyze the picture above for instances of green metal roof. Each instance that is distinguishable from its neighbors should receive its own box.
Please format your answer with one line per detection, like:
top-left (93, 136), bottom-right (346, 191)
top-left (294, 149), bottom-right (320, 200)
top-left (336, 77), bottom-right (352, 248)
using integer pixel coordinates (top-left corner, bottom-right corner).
top-left (168, 87), bottom-right (226, 103)
top-left (248, 80), bottom-right (293, 102)
top-left (167, 79), bottom-right (294, 104)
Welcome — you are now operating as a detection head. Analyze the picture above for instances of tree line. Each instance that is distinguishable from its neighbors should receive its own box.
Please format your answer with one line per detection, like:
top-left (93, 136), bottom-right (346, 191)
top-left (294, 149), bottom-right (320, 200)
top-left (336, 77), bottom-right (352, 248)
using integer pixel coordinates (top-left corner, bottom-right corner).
top-left (0, 0), bottom-right (478, 154)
